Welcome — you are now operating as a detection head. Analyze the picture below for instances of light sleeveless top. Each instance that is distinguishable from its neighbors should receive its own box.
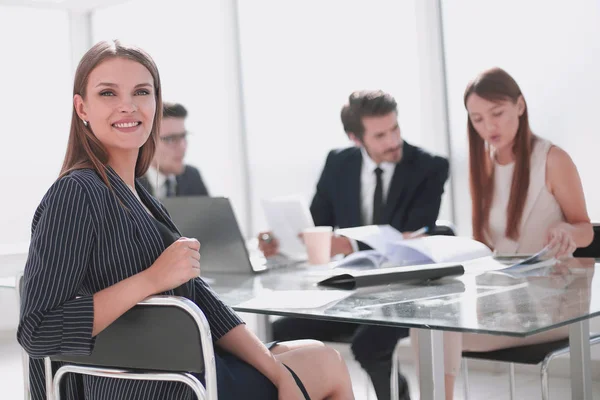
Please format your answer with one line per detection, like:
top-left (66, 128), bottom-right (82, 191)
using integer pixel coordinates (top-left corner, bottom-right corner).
top-left (487, 138), bottom-right (565, 254)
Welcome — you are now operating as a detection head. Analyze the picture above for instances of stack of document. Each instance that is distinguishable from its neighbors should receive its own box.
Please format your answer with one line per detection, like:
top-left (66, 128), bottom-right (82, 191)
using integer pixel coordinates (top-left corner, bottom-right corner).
top-left (335, 225), bottom-right (492, 268)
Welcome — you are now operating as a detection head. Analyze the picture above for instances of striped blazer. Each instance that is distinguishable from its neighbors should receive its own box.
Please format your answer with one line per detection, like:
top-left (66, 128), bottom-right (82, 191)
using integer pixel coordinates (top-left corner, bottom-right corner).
top-left (17, 167), bottom-right (243, 400)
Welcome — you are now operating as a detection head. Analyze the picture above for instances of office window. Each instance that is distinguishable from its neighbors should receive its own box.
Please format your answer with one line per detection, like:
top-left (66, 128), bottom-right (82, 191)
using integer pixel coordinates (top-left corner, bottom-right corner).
top-left (442, 0), bottom-right (600, 235)
top-left (93, 0), bottom-right (250, 234)
top-left (238, 0), bottom-right (438, 233)
top-left (0, 6), bottom-right (72, 247)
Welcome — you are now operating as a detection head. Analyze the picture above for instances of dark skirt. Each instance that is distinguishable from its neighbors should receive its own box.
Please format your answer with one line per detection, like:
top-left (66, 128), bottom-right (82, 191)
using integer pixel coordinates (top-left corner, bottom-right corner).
top-left (212, 344), bottom-right (311, 400)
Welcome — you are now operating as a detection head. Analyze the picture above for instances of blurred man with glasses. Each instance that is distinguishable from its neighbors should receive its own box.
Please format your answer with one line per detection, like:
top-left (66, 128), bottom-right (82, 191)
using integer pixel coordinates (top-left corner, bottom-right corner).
top-left (139, 102), bottom-right (209, 198)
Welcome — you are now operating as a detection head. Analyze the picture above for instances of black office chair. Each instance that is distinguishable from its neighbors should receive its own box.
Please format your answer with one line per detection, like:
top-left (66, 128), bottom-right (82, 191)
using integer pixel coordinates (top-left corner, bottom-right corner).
top-left (17, 272), bottom-right (217, 400)
top-left (461, 223), bottom-right (600, 400)
top-left (430, 219), bottom-right (457, 237)
top-left (573, 223), bottom-right (600, 258)
top-left (48, 296), bottom-right (217, 400)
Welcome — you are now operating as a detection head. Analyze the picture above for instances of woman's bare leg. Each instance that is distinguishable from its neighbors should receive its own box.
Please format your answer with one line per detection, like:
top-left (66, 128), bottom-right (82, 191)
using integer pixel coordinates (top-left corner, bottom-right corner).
top-left (272, 340), bottom-right (355, 399)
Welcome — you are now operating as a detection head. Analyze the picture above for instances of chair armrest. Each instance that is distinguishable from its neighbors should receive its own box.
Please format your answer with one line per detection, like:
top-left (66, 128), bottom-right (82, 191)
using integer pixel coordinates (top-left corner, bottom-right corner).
top-left (51, 296), bottom-right (216, 381)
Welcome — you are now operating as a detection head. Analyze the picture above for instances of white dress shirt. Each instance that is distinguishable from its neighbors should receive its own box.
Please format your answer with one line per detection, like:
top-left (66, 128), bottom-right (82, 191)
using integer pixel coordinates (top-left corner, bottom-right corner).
top-left (359, 148), bottom-right (396, 225)
top-left (346, 148), bottom-right (397, 253)
top-left (145, 166), bottom-right (176, 199)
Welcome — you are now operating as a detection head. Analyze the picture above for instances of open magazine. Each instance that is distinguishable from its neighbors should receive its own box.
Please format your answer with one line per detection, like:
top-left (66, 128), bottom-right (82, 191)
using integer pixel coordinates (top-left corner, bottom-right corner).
top-left (487, 245), bottom-right (557, 278)
top-left (334, 225), bottom-right (492, 268)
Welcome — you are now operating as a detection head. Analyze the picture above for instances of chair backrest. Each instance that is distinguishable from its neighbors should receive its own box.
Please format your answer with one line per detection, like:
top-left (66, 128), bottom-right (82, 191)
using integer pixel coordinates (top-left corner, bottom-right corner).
top-left (574, 223), bottom-right (600, 258)
top-left (431, 220), bottom-right (457, 236)
top-left (51, 297), bottom-right (207, 374)
top-left (17, 272), bottom-right (31, 400)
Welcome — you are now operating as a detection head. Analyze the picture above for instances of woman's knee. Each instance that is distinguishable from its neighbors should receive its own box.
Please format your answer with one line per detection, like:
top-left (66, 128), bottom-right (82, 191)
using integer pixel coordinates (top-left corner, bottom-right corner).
top-left (271, 339), bottom-right (325, 355)
top-left (312, 345), bottom-right (348, 377)
top-left (275, 344), bottom-right (350, 397)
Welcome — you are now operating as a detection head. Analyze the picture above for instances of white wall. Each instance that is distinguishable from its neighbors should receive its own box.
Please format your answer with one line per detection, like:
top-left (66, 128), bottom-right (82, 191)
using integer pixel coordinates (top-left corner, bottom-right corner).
top-left (0, 6), bottom-right (72, 248)
top-left (92, 0), bottom-right (251, 236)
top-left (442, 0), bottom-right (600, 236)
top-left (237, 0), bottom-right (453, 234)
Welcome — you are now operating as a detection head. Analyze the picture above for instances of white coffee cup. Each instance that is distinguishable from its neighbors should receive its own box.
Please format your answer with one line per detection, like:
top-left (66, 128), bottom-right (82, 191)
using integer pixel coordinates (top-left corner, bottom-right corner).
top-left (302, 226), bottom-right (333, 265)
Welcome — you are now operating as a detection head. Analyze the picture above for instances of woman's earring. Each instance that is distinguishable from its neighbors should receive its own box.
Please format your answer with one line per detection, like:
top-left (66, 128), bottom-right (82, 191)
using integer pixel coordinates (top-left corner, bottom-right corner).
top-left (82, 119), bottom-right (88, 127)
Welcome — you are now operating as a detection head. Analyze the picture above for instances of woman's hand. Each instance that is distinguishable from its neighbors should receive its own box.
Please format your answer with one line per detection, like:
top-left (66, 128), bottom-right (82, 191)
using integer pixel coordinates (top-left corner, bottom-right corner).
top-left (275, 364), bottom-right (305, 400)
top-left (546, 223), bottom-right (577, 259)
top-left (146, 237), bottom-right (201, 294)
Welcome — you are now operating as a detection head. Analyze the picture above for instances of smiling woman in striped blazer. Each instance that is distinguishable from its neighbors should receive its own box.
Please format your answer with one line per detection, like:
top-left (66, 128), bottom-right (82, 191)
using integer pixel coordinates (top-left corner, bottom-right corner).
top-left (17, 40), bottom-right (354, 400)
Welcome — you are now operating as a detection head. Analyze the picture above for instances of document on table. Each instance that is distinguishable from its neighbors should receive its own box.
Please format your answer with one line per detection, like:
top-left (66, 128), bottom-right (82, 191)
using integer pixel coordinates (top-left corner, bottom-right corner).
top-left (335, 224), bottom-right (405, 255)
top-left (262, 195), bottom-right (315, 260)
top-left (496, 245), bottom-right (554, 270)
top-left (334, 227), bottom-right (492, 269)
top-left (237, 290), bottom-right (352, 309)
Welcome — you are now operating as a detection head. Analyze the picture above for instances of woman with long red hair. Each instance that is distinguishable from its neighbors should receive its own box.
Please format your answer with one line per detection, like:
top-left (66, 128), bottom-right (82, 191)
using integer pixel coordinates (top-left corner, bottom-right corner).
top-left (414, 67), bottom-right (593, 399)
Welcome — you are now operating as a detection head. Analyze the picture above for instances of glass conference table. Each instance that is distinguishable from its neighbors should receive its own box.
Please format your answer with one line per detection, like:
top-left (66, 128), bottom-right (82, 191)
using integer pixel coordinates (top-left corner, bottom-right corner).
top-left (207, 257), bottom-right (599, 400)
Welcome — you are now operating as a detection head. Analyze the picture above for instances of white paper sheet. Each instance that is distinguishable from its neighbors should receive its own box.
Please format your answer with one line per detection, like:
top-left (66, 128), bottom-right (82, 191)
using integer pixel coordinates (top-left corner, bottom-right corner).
top-left (461, 256), bottom-right (557, 276)
top-left (461, 256), bottom-right (513, 274)
top-left (386, 236), bottom-right (492, 264)
top-left (335, 225), bottom-right (405, 255)
top-left (237, 290), bottom-right (352, 309)
top-left (334, 249), bottom-right (386, 268)
top-left (261, 195), bottom-right (315, 260)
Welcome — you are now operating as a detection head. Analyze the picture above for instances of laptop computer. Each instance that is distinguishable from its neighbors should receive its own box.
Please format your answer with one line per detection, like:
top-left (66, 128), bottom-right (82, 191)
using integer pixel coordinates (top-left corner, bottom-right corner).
top-left (161, 196), bottom-right (258, 274)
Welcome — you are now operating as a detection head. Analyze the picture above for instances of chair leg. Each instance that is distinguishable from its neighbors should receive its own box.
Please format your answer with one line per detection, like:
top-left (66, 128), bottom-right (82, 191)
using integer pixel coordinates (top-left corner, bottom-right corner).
top-left (540, 358), bottom-right (551, 400)
top-left (364, 370), bottom-right (373, 400)
top-left (390, 339), bottom-right (402, 400)
top-left (461, 358), bottom-right (469, 400)
top-left (21, 350), bottom-right (30, 400)
top-left (508, 363), bottom-right (516, 400)
top-left (537, 339), bottom-right (574, 400)
top-left (45, 357), bottom-right (54, 400)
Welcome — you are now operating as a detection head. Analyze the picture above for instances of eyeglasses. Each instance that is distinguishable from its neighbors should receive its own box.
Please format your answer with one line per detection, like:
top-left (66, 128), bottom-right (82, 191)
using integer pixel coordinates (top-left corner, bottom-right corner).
top-left (159, 131), bottom-right (189, 146)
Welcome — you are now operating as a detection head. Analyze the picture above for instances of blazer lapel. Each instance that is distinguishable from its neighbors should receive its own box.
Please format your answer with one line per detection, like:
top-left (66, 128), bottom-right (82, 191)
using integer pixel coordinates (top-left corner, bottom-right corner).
top-left (104, 167), bottom-right (163, 246)
top-left (137, 175), bottom-right (154, 196)
top-left (175, 173), bottom-right (186, 196)
top-left (382, 142), bottom-right (414, 223)
top-left (345, 150), bottom-right (363, 227)
top-left (136, 183), bottom-right (181, 235)
top-left (106, 167), bottom-right (181, 240)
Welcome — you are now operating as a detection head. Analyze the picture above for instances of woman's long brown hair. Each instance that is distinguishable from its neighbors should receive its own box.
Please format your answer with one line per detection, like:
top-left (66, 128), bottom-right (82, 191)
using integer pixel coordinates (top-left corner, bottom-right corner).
top-left (60, 40), bottom-right (162, 188)
top-left (465, 67), bottom-right (535, 246)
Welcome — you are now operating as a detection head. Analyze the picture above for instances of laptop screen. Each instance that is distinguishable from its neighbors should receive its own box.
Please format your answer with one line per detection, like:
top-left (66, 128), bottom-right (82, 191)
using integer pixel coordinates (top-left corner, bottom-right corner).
top-left (161, 196), bottom-right (256, 274)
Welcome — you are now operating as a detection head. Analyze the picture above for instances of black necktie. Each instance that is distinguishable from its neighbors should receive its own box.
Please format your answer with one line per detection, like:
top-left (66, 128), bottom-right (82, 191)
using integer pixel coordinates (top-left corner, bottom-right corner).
top-left (164, 179), bottom-right (175, 198)
top-left (372, 167), bottom-right (384, 225)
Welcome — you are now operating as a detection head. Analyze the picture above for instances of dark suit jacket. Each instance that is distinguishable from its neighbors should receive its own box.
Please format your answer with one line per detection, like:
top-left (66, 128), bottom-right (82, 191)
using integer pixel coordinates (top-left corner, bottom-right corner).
top-left (138, 165), bottom-right (209, 197)
top-left (310, 141), bottom-right (449, 240)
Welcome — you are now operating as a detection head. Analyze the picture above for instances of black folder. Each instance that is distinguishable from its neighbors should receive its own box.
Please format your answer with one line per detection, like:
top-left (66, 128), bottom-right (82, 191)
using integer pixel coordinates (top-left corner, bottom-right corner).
top-left (317, 263), bottom-right (465, 290)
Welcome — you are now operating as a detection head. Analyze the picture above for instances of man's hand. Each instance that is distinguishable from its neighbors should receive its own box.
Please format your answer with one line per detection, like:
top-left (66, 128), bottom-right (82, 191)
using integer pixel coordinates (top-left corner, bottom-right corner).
top-left (258, 231), bottom-right (280, 258)
top-left (331, 235), bottom-right (353, 256)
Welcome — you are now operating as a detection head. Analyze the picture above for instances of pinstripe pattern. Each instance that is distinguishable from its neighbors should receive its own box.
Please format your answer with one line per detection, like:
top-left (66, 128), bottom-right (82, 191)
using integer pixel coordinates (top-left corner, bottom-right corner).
top-left (17, 167), bottom-right (243, 400)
